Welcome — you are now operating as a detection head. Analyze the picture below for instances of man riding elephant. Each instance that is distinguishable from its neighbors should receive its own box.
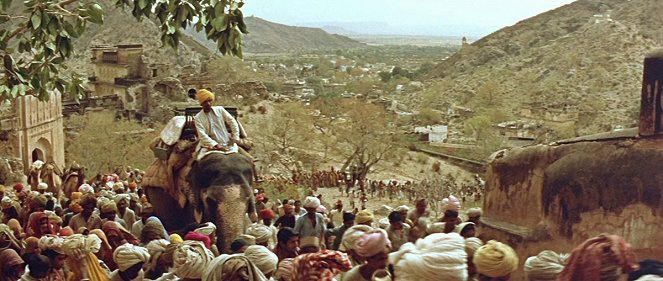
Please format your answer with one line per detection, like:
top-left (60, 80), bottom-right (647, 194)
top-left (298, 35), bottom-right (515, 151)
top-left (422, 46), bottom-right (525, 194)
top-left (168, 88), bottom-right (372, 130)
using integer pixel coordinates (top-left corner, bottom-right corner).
top-left (193, 89), bottom-right (241, 160)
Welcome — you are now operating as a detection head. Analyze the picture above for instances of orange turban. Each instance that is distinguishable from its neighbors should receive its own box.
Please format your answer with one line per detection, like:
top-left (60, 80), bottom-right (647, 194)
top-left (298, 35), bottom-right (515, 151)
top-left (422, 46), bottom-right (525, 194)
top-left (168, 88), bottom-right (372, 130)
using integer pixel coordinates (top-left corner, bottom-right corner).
top-left (197, 89), bottom-right (215, 105)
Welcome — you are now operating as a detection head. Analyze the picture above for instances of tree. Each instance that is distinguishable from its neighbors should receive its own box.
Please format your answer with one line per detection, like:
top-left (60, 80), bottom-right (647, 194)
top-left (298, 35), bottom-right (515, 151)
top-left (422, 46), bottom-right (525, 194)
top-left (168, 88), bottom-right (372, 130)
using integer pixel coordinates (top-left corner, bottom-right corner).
top-left (258, 102), bottom-right (313, 153)
top-left (333, 99), bottom-right (398, 182)
top-left (0, 0), bottom-right (248, 102)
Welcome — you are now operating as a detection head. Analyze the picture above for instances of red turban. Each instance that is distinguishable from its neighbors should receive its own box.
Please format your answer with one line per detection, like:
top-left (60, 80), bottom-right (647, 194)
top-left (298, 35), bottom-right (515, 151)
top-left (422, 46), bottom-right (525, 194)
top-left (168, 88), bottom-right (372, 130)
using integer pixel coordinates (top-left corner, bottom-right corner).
top-left (260, 209), bottom-right (276, 220)
top-left (13, 183), bottom-right (23, 192)
top-left (184, 231), bottom-right (212, 249)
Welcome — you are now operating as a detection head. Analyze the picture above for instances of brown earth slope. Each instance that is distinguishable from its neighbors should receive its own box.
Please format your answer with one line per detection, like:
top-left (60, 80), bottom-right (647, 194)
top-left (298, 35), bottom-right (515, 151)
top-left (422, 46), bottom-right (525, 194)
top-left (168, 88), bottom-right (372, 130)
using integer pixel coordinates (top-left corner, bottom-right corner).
top-left (423, 0), bottom-right (661, 135)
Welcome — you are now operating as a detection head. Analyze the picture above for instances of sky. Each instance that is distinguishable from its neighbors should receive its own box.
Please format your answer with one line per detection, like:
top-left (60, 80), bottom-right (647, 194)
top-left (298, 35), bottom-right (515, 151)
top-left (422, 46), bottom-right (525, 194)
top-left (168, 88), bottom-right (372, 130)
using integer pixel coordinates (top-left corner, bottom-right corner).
top-left (243, 0), bottom-right (577, 37)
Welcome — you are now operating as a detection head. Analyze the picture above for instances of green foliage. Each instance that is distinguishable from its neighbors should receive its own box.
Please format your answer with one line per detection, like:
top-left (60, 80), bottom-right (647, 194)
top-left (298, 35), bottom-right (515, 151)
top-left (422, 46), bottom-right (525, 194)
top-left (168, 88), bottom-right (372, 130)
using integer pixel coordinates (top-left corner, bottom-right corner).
top-left (417, 107), bottom-right (443, 125)
top-left (0, 0), bottom-right (247, 102)
top-left (464, 114), bottom-right (492, 139)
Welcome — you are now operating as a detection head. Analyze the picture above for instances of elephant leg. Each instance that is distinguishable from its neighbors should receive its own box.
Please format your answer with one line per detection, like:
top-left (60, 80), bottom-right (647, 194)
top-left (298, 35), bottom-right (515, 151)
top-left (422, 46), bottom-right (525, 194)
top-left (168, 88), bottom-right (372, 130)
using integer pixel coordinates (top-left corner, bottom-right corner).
top-left (203, 184), bottom-right (247, 254)
top-left (144, 186), bottom-right (194, 231)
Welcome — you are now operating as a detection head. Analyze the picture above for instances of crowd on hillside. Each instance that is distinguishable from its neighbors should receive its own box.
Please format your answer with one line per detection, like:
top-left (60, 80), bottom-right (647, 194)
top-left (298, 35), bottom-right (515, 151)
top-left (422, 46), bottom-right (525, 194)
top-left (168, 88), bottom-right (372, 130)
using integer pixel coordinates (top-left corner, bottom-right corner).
top-left (0, 170), bottom-right (661, 281)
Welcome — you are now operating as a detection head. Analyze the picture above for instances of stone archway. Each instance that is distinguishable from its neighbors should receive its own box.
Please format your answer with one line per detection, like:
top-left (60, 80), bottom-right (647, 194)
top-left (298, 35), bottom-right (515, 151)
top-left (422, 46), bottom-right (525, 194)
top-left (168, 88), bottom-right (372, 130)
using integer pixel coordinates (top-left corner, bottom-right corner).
top-left (31, 148), bottom-right (44, 162)
top-left (33, 137), bottom-right (52, 164)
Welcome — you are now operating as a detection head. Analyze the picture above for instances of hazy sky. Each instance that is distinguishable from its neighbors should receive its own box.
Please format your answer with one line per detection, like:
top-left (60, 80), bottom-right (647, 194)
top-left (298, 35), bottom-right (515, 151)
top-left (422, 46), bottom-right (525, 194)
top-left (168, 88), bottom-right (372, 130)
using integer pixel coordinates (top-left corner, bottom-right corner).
top-left (243, 0), bottom-right (577, 37)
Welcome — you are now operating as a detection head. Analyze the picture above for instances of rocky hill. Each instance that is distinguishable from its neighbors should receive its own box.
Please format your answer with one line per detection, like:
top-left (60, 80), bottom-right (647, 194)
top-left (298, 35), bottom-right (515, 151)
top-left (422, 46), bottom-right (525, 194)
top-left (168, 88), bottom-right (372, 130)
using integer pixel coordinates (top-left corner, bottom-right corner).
top-left (422, 0), bottom-right (661, 136)
top-left (188, 16), bottom-right (365, 54)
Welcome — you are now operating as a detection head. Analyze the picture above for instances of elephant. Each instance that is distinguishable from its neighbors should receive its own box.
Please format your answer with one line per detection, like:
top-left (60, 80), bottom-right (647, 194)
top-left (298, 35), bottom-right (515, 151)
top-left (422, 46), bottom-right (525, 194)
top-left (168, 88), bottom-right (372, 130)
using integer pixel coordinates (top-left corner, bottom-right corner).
top-left (143, 151), bottom-right (257, 253)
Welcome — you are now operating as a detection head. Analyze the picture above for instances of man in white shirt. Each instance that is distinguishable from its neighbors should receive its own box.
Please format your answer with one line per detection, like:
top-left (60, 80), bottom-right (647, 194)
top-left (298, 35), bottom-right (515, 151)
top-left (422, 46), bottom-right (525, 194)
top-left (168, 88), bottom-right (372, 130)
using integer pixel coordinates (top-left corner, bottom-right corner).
top-left (193, 89), bottom-right (240, 160)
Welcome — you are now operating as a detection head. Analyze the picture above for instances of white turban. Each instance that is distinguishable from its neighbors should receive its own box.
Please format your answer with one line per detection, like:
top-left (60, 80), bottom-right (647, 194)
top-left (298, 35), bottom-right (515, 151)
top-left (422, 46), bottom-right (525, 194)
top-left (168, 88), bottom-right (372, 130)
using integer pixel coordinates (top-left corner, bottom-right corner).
top-left (78, 183), bottom-right (93, 194)
top-left (467, 207), bottom-right (483, 218)
top-left (395, 205), bottom-right (410, 212)
top-left (203, 254), bottom-right (268, 281)
top-left (303, 196), bottom-right (320, 208)
top-left (339, 225), bottom-right (373, 251)
top-left (427, 222), bottom-right (447, 234)
top-left (38, 235), bottom-right (65, 254)
top-left (38, 182), bottom-right (48, 190)
top-left (62, 234), bottom-right (102, 259)
top-left (173, 240), bottom-right (214, 279)
top-left (32, 160), bottom-right (44, 169)
top-left (146, 239), bottom-right (170, 271)
top-left (246, 223), bottom-right (272, 244)
top-left (465, 237), bottom-right (484, 258)
top-left (524, 250), bottom-right (569, 281)
top-left (194, 222), bottom-right (217, 236)
top-left (114, 194), bottom-right (130, 204)
top-left (390, 233), bottom-right (467, 281)
top-left (113, 243), bottom-right (150, 271)
top-left (105, 181), bottom-right (115, 190)
top-left (441, 195), bottom-right (461, 212)
top-left (244, 245), bottom-right (279, 275)
top-left (637, 276), bottom-right (663, 281)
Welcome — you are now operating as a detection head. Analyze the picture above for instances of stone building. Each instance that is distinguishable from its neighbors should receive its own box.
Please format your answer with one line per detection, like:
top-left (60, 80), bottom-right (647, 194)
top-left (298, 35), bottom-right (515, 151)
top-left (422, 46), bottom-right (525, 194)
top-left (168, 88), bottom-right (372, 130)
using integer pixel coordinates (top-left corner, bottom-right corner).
top-left (0, 92), bottom-right (65, 174)
top-left (88, 44), bottom-right (173, 118)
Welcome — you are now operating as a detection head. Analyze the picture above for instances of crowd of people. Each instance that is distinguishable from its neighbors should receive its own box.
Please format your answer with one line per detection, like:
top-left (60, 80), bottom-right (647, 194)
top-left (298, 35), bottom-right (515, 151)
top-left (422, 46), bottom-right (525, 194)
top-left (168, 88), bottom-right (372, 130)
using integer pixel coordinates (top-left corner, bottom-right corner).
top-left (0, 170), bottom-right (658, 281)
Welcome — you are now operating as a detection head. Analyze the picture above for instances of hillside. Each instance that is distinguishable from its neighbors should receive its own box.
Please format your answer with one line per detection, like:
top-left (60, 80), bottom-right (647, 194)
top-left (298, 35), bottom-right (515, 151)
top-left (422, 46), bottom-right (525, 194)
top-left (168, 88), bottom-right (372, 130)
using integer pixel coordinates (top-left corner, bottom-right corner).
top-left (421, 0), bottom-right (661, 136)
top-left (188, 16), bottom-right (365, 54)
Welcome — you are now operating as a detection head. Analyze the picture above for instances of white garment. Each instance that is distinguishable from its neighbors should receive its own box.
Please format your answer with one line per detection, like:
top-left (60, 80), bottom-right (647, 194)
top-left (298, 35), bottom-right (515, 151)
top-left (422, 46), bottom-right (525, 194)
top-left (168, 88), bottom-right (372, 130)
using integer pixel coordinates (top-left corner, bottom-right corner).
top-left (194, 106), bottom-right (240, 160)
top-left (131, 220), bottom-right (145, 238)
top-left (160, 116), bottom-right (186, 146)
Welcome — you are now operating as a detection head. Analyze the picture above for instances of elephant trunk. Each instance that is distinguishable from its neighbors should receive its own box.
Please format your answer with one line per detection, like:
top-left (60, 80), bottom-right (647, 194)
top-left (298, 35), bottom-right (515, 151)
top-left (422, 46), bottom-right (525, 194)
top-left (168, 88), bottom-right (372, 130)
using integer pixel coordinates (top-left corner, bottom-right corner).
top-left (203, 184), bottom-right (251, 253)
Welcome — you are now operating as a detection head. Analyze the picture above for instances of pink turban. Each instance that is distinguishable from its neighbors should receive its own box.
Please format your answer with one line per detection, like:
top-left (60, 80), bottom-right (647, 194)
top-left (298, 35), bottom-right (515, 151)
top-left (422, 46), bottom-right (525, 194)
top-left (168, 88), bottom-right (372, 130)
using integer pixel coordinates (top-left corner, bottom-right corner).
top-left (184, 231), bottom-right (212, 249)
top-left (355, 229), bottom-right (391, 258)
top-left (442, 195), bottom-right (461, 212)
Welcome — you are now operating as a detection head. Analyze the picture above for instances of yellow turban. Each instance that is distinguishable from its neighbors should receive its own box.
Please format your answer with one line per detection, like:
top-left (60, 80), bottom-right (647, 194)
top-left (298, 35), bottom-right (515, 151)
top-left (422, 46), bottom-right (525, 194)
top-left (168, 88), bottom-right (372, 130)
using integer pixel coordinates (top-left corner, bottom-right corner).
top-left (197, 89), bottom-right (215, 105)
top-left (355, 210), bottom-right (375, 224)
top-left (170, 233), bottom-right (183, 244)
top-left (0, 185), bottom-right (5, 193)
top-left (474, 240), bottom-right (519, 278)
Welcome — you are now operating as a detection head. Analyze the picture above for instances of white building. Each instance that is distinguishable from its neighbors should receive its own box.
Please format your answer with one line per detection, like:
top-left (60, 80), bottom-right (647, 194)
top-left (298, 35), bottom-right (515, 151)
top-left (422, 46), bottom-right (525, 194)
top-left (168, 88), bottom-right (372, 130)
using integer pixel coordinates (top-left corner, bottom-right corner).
top-left (415, 125), bottom-right (449, 143)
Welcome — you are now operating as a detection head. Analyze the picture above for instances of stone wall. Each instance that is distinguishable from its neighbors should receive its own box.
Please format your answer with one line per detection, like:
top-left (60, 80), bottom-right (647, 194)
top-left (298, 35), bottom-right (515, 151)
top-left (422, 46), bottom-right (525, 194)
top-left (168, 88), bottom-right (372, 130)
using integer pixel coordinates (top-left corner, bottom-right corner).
top-left (482, 135), bottom-right (663, 279)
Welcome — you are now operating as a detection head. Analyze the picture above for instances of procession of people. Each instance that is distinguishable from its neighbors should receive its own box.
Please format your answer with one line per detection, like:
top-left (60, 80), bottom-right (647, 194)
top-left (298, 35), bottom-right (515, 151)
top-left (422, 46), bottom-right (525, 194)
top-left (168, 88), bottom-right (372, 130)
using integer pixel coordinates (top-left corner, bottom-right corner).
top-left (0, 88), bottom-right (659, 281)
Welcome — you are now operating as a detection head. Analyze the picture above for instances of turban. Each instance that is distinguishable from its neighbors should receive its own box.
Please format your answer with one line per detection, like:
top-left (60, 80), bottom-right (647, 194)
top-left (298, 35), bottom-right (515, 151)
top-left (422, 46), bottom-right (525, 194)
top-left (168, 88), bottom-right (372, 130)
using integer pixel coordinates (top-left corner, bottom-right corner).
top-left (465, 237), bottom-right (484, 258)
top-left (80, 193), bottom-right (97, 206)
top-left (38, 182), bottom-right (48, 190)
top-left (524, 250), bottom-right (569, 281)
top-left (173, 240), bottom-right (215, 279)
top-left (355, 229), bottom-right (391, 257)
top-left (145, 239), bottom-right (170, 271)
top-left (558, 234), bottom-right (638, 281)
top-left (194, 222), bottom-right (217, 236)
top-left (467, 207), bottom-right (483, 218)
top-left (59, 226), bottom-right (74, 237)
top-left (13, 183), bottom-right (24, 192)
top-left (0, 185), bottom-right (4, 193)
top-left (113, 182), bottom-right (124, 192)
top-left (197, 89), bottom-right (215, 105)
top-left (185, 231), bottom-right (212, 248)
top-left (355, 210), bottom-right (375, 224)
top-left (0, 248), bottom-right (24, 273)
top-left (128, 182), bottom-right (138, 191)
top-left (141, 217), bottom-right (168, 243)
top-left (113, 243), bottom-right (150, 271)
top-left (283, 204), bottom-right (294, 212)
top-left (33, 194), bottom-right (48, 207)
top-left (78, 183), bottom-right (93, 194)
top-left (170, 233), bottom-right (183, 244)
top-left (0, 222), bottom-right (23, 251)
top-left (637, 276), bottom-right (663, 281)
top-left (275, 258), bottom-right (295, 281)
top-left (259, 209), bottom-right (276, 220)
top-left (474, 240), bottom-right (519, 278)
top-left (246, 223), bottom-right (273, 244)
top-left (239, 234), bottom-right (257, 246)
top-left (454, 222), bottom-right (476, 235)
top-left (62, 233), bottom-right (102, 259)
top-left (316, 205), bottom-right (327, 214)
top-left (390, 233), bottom-right (467, 281)
top-left (100, 201), bottom-right (117, 213)
top-left (1, 197), bottom-right (13, 209)
top-left (71, 191), bottom-right (82, 201)
top-left (32, 160), bottom-right (44, 169)
top-left (105, 181), bottom-right (114, 190)
top-left (395, 205), bottom-right (410, 212)
top-left (114, 194), bottom-right (129, 204)
top-left (303, 196), bottom-right (320, 208)
top-left (203, 254), bottom-right (268, 281)
top-left (292, 250), bottom-right (352, 280)
top-left (244, 245), bottom-right (279, 276)
top-left (339, 225), bottom-right (373, 251)
top-left (441, 195), bottom-right (461, 212)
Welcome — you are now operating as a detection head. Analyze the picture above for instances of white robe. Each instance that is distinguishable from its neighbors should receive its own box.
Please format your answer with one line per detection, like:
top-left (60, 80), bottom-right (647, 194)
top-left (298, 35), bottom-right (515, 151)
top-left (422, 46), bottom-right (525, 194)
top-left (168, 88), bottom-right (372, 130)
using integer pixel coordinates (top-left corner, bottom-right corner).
top-left (194, 106), bottom-right (240, 160)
